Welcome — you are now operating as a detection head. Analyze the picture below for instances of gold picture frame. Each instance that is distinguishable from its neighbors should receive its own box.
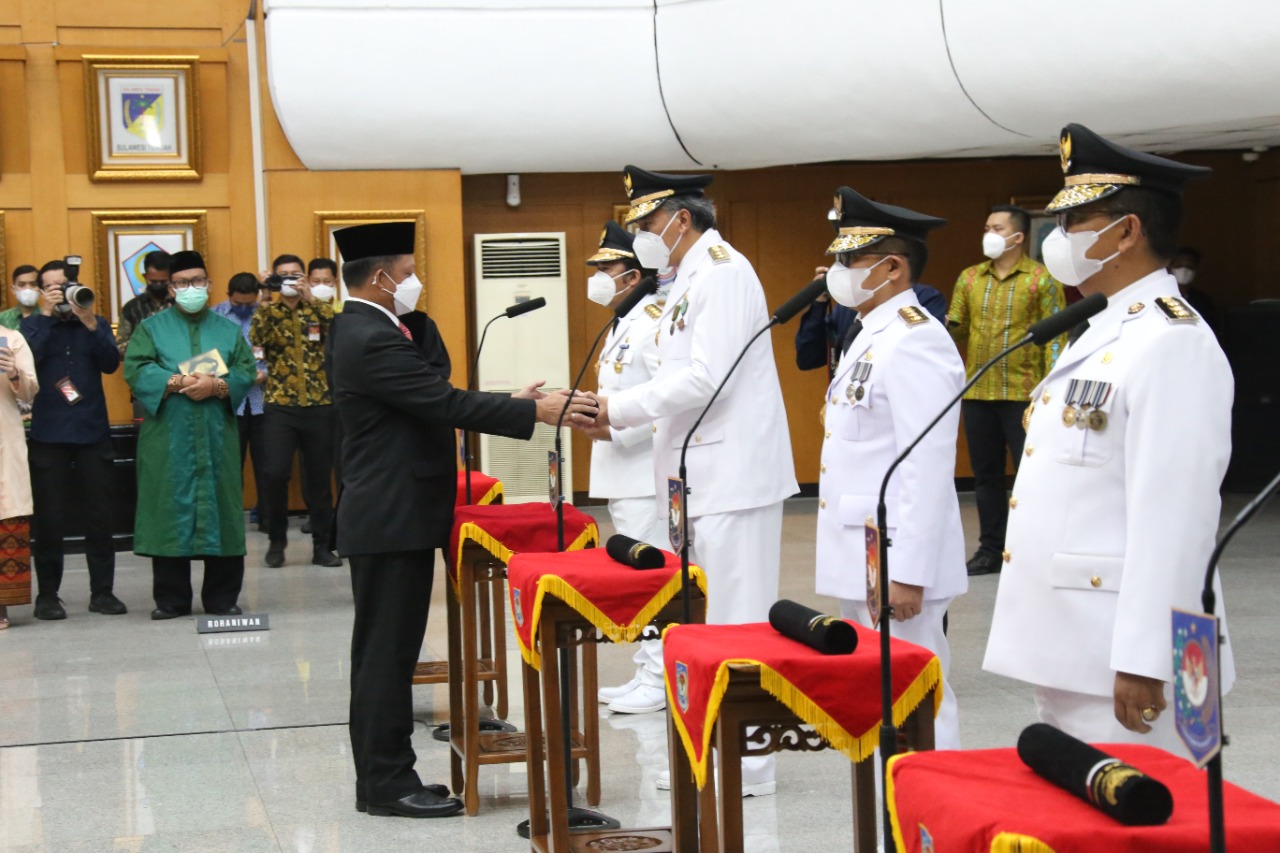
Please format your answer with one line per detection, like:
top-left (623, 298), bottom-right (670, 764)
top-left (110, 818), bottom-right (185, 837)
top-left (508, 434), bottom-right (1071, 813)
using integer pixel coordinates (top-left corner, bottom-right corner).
top-left (314, 210), bottom-right (428, 302)
top-left (92, 210), bottom-right (209, 322)
top-left (84, 55), bottom-right (201, 181)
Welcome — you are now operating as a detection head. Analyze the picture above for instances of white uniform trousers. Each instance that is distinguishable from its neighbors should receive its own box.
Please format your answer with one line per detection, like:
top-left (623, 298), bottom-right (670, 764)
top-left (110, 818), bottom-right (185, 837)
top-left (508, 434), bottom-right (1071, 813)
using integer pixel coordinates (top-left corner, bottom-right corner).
top-left (839, 597), bottom-right (960, 750)
top-left (1034, 684), bottom-right (1187, 757)
top-left (607, 496), bottom-right (668, 686)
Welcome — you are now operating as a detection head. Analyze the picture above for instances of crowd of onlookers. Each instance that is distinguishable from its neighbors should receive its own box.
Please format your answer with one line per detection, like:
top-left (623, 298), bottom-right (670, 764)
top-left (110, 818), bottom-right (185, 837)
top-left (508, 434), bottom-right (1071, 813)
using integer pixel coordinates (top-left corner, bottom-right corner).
top-left (0, 250), bottom-right (347, 628)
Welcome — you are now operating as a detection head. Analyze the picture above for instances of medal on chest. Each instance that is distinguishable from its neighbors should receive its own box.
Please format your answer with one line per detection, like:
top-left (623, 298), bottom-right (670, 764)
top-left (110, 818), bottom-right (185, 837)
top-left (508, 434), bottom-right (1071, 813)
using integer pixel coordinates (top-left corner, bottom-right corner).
top-left (613, 339), bottom-right (630, 374)
top-left (845, 360), bottom-right (872, 403)
top-left (1062, 378), bottom-right (1113, 431)
top-left (668, 293), bottom-right (690, 336)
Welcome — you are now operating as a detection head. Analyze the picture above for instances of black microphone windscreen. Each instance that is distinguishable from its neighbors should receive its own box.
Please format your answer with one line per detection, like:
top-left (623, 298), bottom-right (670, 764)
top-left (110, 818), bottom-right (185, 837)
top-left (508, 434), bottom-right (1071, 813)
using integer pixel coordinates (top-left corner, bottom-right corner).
top-left (614, 278), bottom-right (658, 318)
top-left (1027, 292), bottom-right (1107, 344)
top-left (768, 599), bottom-right (858, 655)
top-left (605, 534), bottom-right (666, 570)
top-left (505, 296), bottom-right (547, 318)
top-left (771, 277), bottom-right (830, 325)
top-left (1016, 723), bottom-right (1173, 826)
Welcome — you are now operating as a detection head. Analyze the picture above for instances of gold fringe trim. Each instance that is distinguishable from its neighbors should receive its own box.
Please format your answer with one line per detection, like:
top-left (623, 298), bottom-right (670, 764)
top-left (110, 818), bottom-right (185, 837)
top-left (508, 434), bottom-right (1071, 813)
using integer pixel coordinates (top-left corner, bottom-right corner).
top-left (885, 752), bottom-right (910, 853)
top-left (991, 833), bottom-right (1059, 853)
top-left (476, 482), bottom-right (504, 506)
top-left (450, 518), bottom-right (598, 599)
top-left (668, 654), bottom-right (942, 790)
top-left (514, 564), bottom-right (705, 671)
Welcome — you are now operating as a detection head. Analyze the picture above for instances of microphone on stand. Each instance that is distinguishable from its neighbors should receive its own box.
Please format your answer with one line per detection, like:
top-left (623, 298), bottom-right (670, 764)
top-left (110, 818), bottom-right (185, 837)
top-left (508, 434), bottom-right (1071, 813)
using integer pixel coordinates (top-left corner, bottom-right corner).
top-left (462, 297), bottom-right (547, 502)
top-left (673, 277), bottom-right (830, 623)
top-left (870, 290), bottom-right (1107, 852)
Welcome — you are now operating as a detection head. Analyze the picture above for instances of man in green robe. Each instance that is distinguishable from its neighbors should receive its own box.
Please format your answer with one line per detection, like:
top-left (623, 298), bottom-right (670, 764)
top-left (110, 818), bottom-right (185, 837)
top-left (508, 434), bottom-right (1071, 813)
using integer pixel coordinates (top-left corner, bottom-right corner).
top-left (124, 251), bottom-right (256, 620)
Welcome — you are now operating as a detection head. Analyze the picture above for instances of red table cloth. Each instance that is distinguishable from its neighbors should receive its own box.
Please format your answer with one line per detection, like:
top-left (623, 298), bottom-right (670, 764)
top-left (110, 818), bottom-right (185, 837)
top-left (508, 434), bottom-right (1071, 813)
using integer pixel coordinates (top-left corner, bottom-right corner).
top-left (447, 502), bottom-right (598, 596)
top-left (887, 744), bottom-right (1280, 853)
top-left (664, 621), bottom-right (941, 788)
top-left (455, 471), bottom-right (503, 507)
top-left (506, 547), bottom-right (706, 670)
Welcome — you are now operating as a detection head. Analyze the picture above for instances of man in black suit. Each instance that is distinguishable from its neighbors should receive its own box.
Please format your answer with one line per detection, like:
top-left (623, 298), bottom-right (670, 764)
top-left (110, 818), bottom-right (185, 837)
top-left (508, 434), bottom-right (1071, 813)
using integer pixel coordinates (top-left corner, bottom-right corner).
top-left (329, 222), bottom-right (596, 818)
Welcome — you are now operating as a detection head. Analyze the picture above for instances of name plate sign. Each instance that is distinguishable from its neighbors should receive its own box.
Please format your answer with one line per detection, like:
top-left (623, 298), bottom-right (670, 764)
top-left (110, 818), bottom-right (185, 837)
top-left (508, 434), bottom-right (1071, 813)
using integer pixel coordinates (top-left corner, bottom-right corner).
top-left (196, 612), bottom-right (270, 634)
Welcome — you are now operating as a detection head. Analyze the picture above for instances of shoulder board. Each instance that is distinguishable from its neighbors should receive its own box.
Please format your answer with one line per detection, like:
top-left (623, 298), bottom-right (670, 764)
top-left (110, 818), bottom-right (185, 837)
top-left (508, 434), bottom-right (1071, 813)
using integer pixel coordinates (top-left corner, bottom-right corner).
top-left (898, 306), bottom-right (929, 327)
top-left (643, 304), bottom-right (663, 319)
top-left (708, 245), bottom-right (731, 264)
top-left (1154, 296), bottom-right (1198, 323)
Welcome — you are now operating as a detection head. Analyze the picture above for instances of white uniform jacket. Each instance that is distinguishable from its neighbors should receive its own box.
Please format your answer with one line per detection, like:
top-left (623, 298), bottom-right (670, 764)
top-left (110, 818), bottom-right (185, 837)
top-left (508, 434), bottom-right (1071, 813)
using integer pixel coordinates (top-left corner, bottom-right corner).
top-left (815, 289), bottom-right (968, 602)
top-left (984, 270), bottom-right (1235, 698)
top-left (588, 291), bottom-right (663, 500)
top-left (608, 229), bottom-right (798, 518)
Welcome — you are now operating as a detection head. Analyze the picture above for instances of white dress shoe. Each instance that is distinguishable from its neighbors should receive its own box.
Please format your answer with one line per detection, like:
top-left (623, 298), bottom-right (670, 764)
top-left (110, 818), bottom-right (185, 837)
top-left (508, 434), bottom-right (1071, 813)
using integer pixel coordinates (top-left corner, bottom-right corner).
top-left (655, 769), bottom-right (775, 798)
top-left (598, 675), bottom-right (641, 704)
top-left (606, 682), bottom-right (667, 714)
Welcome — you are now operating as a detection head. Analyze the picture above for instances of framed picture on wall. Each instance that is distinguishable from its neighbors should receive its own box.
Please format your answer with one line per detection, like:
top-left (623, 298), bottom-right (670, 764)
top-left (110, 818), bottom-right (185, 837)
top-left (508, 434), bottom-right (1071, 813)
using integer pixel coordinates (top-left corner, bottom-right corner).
top-left (92, 210), bottom-right (208, 322)
top-left (1011, 195), bottom-right (1055, 263)
top-left (83, 55), bottom-right (201, 181)
top-left (314, 210), bottom-right (428, 302)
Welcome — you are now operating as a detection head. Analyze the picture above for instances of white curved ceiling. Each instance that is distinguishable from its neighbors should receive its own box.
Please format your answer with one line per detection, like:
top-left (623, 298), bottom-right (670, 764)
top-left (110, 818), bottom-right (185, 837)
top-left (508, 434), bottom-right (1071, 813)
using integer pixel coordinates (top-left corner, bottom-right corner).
top-left (264, 0), bottom-right (1280, 173)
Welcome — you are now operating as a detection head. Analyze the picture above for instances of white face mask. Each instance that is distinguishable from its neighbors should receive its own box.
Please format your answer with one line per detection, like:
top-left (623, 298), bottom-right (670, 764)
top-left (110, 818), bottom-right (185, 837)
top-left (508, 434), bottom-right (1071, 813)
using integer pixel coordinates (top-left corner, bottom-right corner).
top-left (1040, 217), bottom-right (1125, 287)
top-left (1170, 267), bottom-right (1196, 286)
top-left (280, 284), bottom-right (299, 299)
top-left (15, 288), bottom-right (38, 308)
top-left (587, 269), bottom-right (631, 306)
top-left (310, 283), bottom-right (336, 301)
top-left (390, 273), bottom-right (423, 316)
top-left (632, 213), bottom-right (683, 274)
top-left (982, 231), bottom-right (1021, 260)
top-left (825, 257), bottom-right (891, 309)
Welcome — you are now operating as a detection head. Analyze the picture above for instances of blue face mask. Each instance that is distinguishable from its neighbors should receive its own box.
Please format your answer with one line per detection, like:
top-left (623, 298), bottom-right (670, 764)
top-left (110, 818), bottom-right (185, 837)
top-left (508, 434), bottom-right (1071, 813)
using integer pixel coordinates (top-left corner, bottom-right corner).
top-left (229, 302), bottom-right (256, 320)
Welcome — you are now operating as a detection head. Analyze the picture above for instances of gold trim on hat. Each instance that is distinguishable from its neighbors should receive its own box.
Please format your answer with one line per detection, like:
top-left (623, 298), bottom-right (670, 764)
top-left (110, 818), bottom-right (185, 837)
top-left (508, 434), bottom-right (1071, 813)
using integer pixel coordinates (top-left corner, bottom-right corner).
top-left (587, 248), bottom-right (636, 264)
top-left (826, 227), bottom-right (894, 254)
top-left (1045, 183), bottom-right (1126, 212)
top-left (625, 189), bottom-right (676, 224)
top-left (1065, 173), bottom-right (1141, 188)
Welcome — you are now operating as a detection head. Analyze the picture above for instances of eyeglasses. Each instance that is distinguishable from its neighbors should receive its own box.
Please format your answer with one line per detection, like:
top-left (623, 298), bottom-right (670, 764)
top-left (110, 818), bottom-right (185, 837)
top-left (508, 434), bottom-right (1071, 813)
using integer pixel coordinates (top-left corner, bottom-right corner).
top-left (171, 277), bottom-right (210, 290)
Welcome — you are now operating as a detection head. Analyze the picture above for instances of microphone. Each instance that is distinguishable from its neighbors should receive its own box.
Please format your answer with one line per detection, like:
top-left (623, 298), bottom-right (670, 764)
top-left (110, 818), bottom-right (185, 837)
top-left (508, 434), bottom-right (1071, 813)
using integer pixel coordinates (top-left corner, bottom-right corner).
top-left (772, 276), bottom-right (829, 325)
top-left (672, 277), bottom-right (822, 623)
top-left (866, 290), bottom-right (1109, 845)
top-left (505, 296), bottom-right (547, 318)
top-left (462, 297), bottom-right (548, 502)
top-left (1026, 291), bottom-right (1106, 344)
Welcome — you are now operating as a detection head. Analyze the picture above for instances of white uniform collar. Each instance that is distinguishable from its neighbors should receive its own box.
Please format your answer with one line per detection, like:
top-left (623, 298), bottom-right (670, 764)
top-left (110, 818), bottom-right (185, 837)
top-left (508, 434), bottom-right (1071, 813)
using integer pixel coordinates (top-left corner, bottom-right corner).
top-left (674, 228), bottom-right (723, 277)
top-left (856, 287), bottom-right (920, 335)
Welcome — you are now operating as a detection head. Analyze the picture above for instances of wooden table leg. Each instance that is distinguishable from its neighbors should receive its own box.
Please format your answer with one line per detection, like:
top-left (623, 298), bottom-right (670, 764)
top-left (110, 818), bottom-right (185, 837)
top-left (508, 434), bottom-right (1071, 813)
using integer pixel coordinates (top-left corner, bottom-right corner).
top-left (479, 578), bottom-right (495, 710)
top-left (715, 711), bottom-right (745, 853)
top-left (493, 570), bottom-right (509, 720)
top-left (541, 613), bottom-right (570, 853)
top-left (852, 758), bottom-right (877, 853)
top-left (565, 640), bottom-right (581, 789)
top-left (583, 633), bottom-right (600, 807)
top-left (523, 655), bottom-right (549, 848)
top-left (668, 709), bottom-right (699, 852)
top-left (446, 576), bottom-right (464, 795)
top-left (460, 557), bottom-right (481, 816)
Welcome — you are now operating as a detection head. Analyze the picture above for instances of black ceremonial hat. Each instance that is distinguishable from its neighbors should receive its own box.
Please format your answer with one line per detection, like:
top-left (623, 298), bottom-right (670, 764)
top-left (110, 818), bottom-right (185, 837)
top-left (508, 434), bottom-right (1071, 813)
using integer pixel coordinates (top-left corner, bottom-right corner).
top-left (826, 187), bottom-right (946, 255)
top-left (622, 165), bottom-right (713, 224)
top-left (333, 221), bottom-right (416, 263)
top-left (586, 221), bottom-right (637, 265)
top-left (168, 250), bottom-right (207, 275)
top-left (1045, 123), bottom-right (1212, 212)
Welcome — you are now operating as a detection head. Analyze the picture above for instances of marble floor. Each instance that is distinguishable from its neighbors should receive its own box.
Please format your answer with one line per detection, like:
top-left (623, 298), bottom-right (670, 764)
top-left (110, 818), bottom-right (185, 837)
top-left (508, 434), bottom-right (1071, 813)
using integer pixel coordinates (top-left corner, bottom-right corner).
top-left (0, 493), bottom-right (1277, 852)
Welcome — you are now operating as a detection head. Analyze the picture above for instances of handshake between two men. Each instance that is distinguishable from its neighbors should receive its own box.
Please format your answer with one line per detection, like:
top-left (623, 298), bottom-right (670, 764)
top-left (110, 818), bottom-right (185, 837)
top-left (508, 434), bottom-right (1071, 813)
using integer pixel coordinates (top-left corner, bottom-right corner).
top-left (512, 381), bottom-right (604, 428)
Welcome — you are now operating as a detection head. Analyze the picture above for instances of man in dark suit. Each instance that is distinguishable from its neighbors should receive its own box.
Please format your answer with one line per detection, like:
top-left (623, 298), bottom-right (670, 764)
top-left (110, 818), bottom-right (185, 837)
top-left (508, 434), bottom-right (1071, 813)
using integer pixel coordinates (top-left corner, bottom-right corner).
top-left (328, 222), bottom-right (596, 818)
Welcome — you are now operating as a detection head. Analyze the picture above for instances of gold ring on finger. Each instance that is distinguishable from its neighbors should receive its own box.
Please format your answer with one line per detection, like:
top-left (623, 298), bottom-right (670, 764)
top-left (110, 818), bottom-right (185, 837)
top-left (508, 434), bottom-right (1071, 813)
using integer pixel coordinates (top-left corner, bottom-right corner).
top-left (1141, 706), bottom-right (1157, 722)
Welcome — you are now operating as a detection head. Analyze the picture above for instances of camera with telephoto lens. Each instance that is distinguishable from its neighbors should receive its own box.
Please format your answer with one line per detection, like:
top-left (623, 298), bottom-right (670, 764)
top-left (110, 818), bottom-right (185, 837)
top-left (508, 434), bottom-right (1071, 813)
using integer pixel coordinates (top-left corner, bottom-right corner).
top-left (55, 254), bottom-right (94, 314)
top-left (263, 273), bottom-right (303, 292)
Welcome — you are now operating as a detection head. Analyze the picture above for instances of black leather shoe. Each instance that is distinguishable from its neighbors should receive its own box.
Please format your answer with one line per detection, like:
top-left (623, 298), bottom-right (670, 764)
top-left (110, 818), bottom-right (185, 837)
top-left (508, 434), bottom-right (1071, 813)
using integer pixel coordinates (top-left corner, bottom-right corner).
top-left (301, 521), bottom-right (313, 535)
top-left (265, 545), bottom-right (285, 568)
top-left (365, 788), bottom-right (463, 818)
top-left (207, 604), bottom-right (242, 617)
top-left (34, 595), bottom-right (67, 620)
top-left (150, 605), bottom-right (192, 620)
top-left (312, 547), bottom-right (342, 568)
top-left (357, 784), bottom-right (448, 812)
top-left (966, 550), bottom-right (1003, 576)
top-left (89, 593), bottom-right (128, 615)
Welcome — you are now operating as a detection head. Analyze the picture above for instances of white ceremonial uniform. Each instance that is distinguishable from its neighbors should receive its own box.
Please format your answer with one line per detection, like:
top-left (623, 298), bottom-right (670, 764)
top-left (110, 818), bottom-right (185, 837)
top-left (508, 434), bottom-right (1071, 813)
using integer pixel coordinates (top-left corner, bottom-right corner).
top-left (608, 229), bottom-right (798, 786)
top-left (589, 289), bottom-right (668, 684)
top-left (816, 288), bottom-right (967, 749)
top-left (984, 269), bottom-right (1235, 756)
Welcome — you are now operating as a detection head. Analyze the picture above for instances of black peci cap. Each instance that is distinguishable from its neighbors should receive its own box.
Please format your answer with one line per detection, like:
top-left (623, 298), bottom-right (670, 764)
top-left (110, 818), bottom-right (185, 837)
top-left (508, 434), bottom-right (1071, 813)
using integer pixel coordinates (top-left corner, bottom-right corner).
top-left (333, 221), bottom-right (416, 263)
top-left (167, 250), bottom-right (207, 276)
top-left (587, 221), bottom-right (637, 265)
top-left (622, 165), bottom-right (713, 224)
top-left (826, 187), bottom-right (946, 255)
top-left (1046, 123), bottom-right (1212, 212)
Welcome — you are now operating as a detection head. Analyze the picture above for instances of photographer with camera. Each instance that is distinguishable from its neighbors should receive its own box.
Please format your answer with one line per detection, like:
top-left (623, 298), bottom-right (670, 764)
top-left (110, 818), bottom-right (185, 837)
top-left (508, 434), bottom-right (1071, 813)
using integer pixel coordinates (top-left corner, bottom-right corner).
top-left (250, 254), bottom-right (342, 569)
top-left (20, 258), bottom-right (126, 619)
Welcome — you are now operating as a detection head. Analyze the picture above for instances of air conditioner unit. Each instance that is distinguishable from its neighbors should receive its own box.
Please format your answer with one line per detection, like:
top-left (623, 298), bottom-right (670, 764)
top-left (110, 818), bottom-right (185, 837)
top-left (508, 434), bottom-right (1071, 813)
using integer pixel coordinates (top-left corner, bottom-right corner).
top-left (473, 232), bottom-right (571, 504)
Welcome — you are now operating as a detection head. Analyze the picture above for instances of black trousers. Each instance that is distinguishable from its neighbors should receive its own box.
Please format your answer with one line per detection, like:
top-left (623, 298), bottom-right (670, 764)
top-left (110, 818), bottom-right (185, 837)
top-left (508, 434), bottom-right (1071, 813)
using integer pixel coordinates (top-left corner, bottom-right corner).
top-left (237, 412), bottom-right (267, 509)
top-left (261, 403), bottom-right (336, 547)
top-left (962, 400), bottom-right (1028, 555)
top-left (28, 439), bottom-right (115, 597)
top-left (151, 555), bottom-right (244, 613)
top-left (349, 549), bottom-right (435, 804)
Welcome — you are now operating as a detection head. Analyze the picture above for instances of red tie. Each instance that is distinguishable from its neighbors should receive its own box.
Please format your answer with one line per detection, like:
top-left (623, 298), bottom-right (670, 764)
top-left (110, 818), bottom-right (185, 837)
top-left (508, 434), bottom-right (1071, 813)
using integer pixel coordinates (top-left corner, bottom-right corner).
top-left (398, 322), bottom-right (412, 341)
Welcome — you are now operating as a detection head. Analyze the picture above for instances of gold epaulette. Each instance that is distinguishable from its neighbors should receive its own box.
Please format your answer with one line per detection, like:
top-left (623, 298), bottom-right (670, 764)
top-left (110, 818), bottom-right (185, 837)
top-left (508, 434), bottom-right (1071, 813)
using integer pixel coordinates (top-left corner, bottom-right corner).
top-left (708, 245), bottom-right (730, 264)
top-left (898, 306), bottom-right (929, 327)
top-left (643, 304), bottom-right (662, 319)
top-left (1154, 296), bottom-right (1198, 323)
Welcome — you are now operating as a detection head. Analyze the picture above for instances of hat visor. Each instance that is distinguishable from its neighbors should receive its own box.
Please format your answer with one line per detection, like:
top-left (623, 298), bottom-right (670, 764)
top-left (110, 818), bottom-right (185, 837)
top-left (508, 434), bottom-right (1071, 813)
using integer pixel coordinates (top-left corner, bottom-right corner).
top-left (586, 248), bottom-right (635, 265)
top-left (1044, 183), bottom-right (1124, 213)
top-left (625, 198), bottom-right (666, 225)
top-left (825, 233), bottom-right (887, 255)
